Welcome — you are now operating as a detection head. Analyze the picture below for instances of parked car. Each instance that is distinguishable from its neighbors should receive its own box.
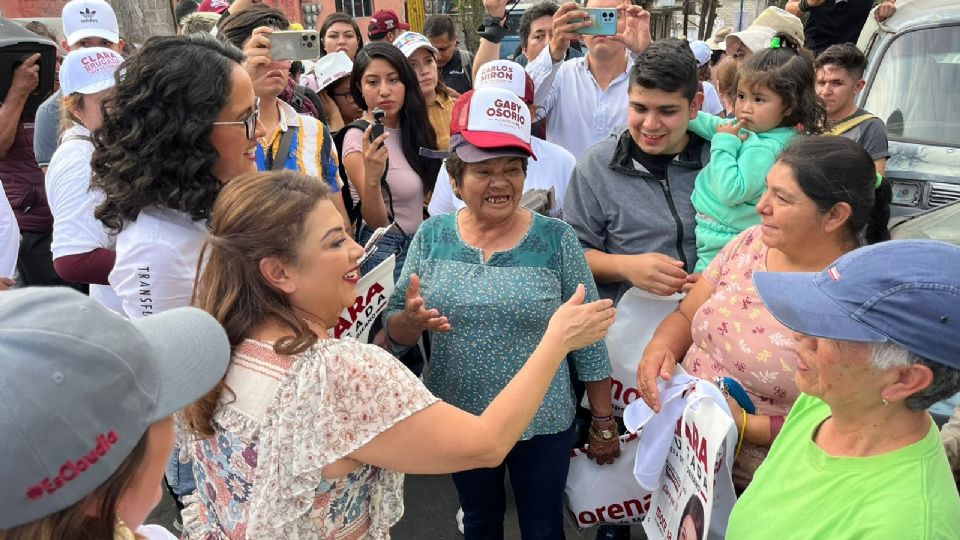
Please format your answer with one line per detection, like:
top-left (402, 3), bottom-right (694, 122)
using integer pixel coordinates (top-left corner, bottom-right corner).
top-left (498, 2), bottom-right (535, 59)
top-left (857, 0), bottom-right (960, 217)
top-left (889, 199), bottom-right (960, 427)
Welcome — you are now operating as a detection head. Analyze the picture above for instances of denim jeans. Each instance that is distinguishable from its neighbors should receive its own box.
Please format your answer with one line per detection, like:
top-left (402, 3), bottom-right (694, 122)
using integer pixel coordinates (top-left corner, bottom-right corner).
top-left (357, 224), bottom-right (411, 283)
top-left (165, 447), bottom-right (196, 499)
top-left (452, 428), bottom-right (574, 540)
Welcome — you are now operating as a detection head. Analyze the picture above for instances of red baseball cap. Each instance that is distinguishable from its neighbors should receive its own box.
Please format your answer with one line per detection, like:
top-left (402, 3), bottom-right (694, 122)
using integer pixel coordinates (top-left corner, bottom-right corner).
top-left (368, 10), bottom-right (410, 36)
top-left (449, 88), bottom-right (537, 162)
top-left (198, 0), bottom-right (229, 14)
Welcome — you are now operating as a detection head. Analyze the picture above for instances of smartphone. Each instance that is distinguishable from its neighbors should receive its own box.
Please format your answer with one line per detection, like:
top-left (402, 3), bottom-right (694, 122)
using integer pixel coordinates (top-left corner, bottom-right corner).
top-left (269, 30), bottom-right (321, 61)
top-left (370, 108), bottom-right (386, 145)
top-left (571, 8), bottom-right (619, 36)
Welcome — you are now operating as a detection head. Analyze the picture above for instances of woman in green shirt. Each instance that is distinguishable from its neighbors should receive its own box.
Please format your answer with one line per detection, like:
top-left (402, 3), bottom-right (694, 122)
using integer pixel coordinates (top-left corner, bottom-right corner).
top-left (386, 87), bottom-right (619, 538)
top-left (727, 239), bottom-right (960, 539)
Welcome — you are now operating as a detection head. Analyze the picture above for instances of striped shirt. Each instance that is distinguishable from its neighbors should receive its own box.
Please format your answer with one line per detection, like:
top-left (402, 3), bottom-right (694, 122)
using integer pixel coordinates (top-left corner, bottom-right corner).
top-left (256, 99), bottom-right (342, 192)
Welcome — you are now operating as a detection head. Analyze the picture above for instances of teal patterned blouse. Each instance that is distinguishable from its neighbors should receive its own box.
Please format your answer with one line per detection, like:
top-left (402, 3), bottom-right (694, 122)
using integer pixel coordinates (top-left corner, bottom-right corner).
top-left (386, 210), bottom-right (611, 439)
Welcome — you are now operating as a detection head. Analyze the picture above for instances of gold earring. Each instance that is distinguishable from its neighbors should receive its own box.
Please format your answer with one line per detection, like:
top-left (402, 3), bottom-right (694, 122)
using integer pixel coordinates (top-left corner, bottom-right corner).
top-left (881, 398), bottom-right (889, 406)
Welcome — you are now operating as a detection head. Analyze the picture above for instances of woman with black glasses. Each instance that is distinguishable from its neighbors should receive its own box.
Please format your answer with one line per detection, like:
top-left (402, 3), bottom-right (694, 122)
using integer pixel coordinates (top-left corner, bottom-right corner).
top-left (91, 33), bottom-right (265, 507)
top-left (93, 33), bottom-right (264, 319)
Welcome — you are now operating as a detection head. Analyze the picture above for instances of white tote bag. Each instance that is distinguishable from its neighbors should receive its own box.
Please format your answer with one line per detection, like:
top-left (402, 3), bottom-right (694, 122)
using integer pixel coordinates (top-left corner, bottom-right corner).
top-left (564, 433), bottom-right (652, 529)
top-left (582, 287), bottom-right (683, 415)
top-left (331, 255), bottom-right (395, 343)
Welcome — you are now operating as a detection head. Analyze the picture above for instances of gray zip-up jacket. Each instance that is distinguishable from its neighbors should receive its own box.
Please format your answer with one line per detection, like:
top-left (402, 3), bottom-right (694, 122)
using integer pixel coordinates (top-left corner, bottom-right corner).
top-left (564, 126), bottom-right (710, 302)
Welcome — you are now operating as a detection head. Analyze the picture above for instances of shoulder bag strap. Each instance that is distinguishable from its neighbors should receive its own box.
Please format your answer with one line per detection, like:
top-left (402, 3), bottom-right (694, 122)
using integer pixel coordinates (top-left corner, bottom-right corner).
top-left (826, 113), bottom-right (877, 136)
top-left (270, 125), bottom-right (298, 171)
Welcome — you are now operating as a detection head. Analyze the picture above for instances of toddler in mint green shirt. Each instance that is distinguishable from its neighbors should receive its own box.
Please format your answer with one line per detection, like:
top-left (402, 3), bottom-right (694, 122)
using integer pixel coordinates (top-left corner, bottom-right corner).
top-left (688, 37), bottom-right (825, 271)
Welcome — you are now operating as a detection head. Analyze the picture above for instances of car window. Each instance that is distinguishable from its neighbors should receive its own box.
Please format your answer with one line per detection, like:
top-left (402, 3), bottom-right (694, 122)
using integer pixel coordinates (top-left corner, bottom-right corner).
top-left (506, 11), bottom-right (524, 34)
top-left (890, 200), bottom-right (960, 245)
top-left (863, 25), bottom-right (960, 147)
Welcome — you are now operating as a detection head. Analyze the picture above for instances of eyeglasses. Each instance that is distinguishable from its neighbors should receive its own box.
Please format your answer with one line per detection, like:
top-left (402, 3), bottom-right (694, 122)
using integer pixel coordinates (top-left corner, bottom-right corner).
top-left (212, 97), bottom-right (261, 140)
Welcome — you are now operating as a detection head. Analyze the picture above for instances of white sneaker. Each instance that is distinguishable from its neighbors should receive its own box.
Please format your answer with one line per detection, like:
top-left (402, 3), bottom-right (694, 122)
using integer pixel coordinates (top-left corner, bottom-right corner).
top-left (456, 507), bottom-right (464, 535)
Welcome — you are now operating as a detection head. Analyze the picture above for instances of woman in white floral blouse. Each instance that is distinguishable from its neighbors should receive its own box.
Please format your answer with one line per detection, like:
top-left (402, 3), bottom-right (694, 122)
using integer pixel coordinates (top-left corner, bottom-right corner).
top-left (179, 170), bottom-right (615, 539)
top-left (637, 136), bottom-right (893, 490)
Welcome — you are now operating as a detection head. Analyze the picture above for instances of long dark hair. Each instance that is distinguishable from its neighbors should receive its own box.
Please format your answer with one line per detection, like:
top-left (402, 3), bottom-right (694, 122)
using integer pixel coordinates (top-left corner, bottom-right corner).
top-left (350, 42), bottom-right (441, 194)
top-left (736, 34), bottom-right (827, 135)
top-left (318, 12), bottom-right (363, 58)
top-left (185, 171), bottom-right (330, 437)
top-left (778, 136), bottom-right (892, 246)
top-left (91, 33), bottom-right (245, 233)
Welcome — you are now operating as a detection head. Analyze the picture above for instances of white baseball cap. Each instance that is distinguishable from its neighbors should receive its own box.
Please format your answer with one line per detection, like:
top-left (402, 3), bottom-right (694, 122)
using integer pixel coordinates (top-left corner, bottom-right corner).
top-left (393, 31), bottom-right (438, 59)
top-left (59, 47), bottom-right (122, 95)
top-left (61, 0), bottom-right (120, 47)
top-left (475, 60), bottom-right (535, 105)
top-left (689, 40), bottom-right (712, 67)
top-left (449, 87), bottom-right (536, 162)
top-left (312, 51), bottom-right (353, 91)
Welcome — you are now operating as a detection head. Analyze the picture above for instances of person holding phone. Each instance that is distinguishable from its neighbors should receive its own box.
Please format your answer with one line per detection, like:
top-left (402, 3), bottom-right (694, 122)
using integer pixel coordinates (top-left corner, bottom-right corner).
top-left (0, 52), bottom-right (67, 289)
top-left (218, 5), bottom-right (350, 227)
top-left (525, 0), bottom-right (652, 159)
top-left (340, 42), bottom-right (442, 280)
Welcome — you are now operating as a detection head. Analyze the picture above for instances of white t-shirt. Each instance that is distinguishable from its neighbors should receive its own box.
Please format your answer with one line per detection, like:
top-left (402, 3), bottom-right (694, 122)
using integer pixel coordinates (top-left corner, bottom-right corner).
top-left (428, 137), bottom-right (576, 218)
top-left (110, 207), bottom-right (208, 319)
top-left (702, 81), bottom-right (724, 116)
top-left (0, 179), bottom-right (18, 279)
top-left (45, 124), bottom-right (122, 313)
top-left (136, 524), bottom-right (178, 540)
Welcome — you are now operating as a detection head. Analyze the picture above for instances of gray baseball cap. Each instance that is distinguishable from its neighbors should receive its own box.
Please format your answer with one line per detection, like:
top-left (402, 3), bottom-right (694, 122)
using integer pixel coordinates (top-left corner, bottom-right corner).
top-left (0, 287), bottom-right (231, 528)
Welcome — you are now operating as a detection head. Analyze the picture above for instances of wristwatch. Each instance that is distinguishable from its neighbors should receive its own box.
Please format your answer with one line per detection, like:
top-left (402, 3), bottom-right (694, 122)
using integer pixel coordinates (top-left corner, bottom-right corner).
top-left (477, 13), bottom-right (510, 44)
top-left (590, 426), bottom-right (617, 442)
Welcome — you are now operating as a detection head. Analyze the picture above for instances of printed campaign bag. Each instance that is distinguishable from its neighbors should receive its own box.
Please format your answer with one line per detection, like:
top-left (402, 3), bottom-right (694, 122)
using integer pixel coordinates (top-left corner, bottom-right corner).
top-left (331, 255), bottom-right (395, 342)
top-left (565, 433), bottom-right (652, 529)
top-left (582, 287), bottom-right (683, 415)
top-left (624, 376), bottom-right (738, 540)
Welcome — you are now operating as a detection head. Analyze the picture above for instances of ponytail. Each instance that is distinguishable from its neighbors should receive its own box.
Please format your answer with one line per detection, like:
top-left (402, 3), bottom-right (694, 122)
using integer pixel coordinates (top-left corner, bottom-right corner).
top-left (865, 176), bottom-right (893, 245)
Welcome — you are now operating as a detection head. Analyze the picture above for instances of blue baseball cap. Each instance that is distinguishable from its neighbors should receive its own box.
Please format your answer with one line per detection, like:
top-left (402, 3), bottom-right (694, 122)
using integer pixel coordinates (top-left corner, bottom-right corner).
top-left (753, 240), bottom-right (960, 369)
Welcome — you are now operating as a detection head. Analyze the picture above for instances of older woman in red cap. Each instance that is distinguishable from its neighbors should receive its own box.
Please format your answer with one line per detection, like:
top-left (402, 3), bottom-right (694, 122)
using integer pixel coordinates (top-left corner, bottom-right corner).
top-left (386, 86), bottom-right (619, 538)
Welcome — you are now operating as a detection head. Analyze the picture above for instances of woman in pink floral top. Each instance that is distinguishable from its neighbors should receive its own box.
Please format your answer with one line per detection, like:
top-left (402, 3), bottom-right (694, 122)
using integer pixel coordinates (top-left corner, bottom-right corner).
top-left (637, 137), bottom-right (894, 490)
top-left (178, 170), bottom-right (615, 538)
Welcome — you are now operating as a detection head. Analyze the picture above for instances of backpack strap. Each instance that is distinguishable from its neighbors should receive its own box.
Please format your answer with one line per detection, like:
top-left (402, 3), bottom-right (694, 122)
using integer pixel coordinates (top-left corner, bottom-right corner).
top-left (459, 49), bottom-right (473, 87)
top-left (268, 126), bottom-right (297, 171)
top-left (289, 84), bottom-right (307, 112)
top-left (826, 112), bottom-right (877, 136)
top-left (333, 120), bottom-right (371, 224)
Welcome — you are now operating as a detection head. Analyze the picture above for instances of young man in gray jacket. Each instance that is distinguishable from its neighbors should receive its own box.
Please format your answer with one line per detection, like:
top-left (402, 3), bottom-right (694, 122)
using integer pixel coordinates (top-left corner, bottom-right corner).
top-left (565, 39), bottom-right (708, 304)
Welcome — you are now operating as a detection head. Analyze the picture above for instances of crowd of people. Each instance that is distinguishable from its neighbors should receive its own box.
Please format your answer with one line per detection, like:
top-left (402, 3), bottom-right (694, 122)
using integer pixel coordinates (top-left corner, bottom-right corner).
top-left (1, 0), bottom-right (959, 538)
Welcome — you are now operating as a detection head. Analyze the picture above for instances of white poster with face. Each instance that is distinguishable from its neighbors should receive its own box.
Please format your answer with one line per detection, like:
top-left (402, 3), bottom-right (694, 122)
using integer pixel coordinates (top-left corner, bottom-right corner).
top-left (631, 386), bottom-right (738, 540)
top-left (331, 255), bottom-right (395, 343)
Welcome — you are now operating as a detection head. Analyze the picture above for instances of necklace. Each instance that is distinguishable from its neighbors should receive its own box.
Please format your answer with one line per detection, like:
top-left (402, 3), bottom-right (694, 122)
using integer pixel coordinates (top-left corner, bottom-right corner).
top-left (295, 307), bottom-right (329, 333)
